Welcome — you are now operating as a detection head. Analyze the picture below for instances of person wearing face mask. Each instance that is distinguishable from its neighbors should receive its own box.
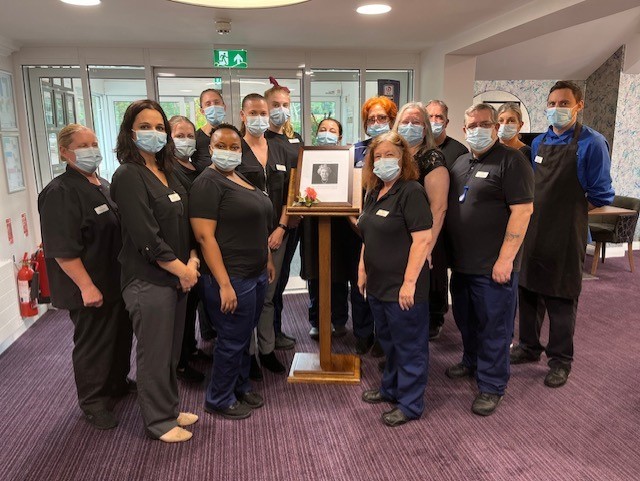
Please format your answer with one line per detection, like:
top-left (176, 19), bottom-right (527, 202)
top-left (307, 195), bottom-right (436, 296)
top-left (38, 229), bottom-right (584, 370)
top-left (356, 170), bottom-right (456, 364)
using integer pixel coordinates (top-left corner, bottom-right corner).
top-left (393, 102), bottom-right (449, 342)
top-left (445, 103), bottom-right (534, 416)
top-left (190, 124), bottom-right (276, 420)
top-left (264, 78), bottom-right (303, 352)
top-left (111, 100), bottom-right (200, 443)
top-left (497, 103), bottom-right (531, 159)
top-left (236, 93), bottom-right (291, 380)
top-left (354, 96), bottom-right (398, 168)
top-left (425, 100), bottom-right (469, 170)
top-left (357, 131), bottom-right (433, 427)
top-left (511, 81), bottom-right (614, 389)
top-left (192, 88), bottom-right (227, 172)
top-left (38, 124), bottom-right (134, 431)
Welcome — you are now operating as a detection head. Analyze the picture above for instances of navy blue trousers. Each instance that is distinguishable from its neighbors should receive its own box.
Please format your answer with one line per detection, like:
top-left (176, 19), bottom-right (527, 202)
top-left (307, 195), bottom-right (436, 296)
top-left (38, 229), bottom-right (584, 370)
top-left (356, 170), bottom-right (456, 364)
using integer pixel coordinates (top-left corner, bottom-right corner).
top-left (368, 295), bottom-right (429, 418)
top-left (200, 272), bottom-right (268, 410)
top-left (450, 272), bottom-right (518, 396)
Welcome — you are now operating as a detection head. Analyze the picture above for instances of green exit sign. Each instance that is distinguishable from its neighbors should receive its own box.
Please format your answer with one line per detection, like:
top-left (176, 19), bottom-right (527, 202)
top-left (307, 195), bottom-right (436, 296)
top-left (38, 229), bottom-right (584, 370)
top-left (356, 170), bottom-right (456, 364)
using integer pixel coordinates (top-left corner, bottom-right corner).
top-left (213, 50), bottom-right (247, 69)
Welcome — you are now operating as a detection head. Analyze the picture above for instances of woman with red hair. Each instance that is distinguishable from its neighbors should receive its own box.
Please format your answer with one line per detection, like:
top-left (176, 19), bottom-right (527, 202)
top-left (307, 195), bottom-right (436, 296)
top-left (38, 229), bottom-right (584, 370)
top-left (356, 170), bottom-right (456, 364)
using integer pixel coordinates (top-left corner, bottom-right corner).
top-left (354, 96), bottom-right (398, 167)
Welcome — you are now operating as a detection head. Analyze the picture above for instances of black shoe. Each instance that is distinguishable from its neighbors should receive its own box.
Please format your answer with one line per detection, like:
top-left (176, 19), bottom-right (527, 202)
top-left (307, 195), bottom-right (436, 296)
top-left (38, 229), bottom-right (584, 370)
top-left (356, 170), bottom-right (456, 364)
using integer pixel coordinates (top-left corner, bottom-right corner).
top-left (190, 348), bottom-right (213, 362)
top-left (382, 408), bottom-right (411, 427)
top-left (204, 400), bottom-right (252, 420)
top-left (333, 325), bottom-right (348, 338)
top-left (445, 362), bottom-right (475, 379)
top-left (544, 366), bottom-right (570, 388)
top-left (112, 378), bottom-right (137, 397)
top-left (355, 335), bottom-right (375, 355)
top-left (177, 364), bottom-right (205, 383)
top-left (236, 391), bottom-right (264, 409)
top-left (472, 392), bottom-right (503, 416)
top-left (309, 327), bottom-right (319, 340)
top-left (510, 345), bottom-right (541, 364)
top-left (429, 323), bottom-right (443, 340)
top-left (279, 331), bottom-right (296, 342)
top-left (259, 351), bottom-right (286, 374)
top-left (85, 410), bottom-right (118, 430)
top-left (378, 359), bottom-right (386, 372)
top-left (274, 333), bottom-right (296, 350)
top-left (250, 356), bottom-right (263, 381)
top-left (370, 339), bottom-right (384, 358)
top-left (362, 389), bottom-right (396, 404)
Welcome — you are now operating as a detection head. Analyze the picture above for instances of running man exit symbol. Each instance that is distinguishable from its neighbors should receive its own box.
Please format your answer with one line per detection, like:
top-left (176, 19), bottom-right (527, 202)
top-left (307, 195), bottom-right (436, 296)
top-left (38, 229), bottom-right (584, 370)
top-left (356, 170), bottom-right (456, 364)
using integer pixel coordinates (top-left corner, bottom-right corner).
top-left (213, 50), bottom-right (248, 69)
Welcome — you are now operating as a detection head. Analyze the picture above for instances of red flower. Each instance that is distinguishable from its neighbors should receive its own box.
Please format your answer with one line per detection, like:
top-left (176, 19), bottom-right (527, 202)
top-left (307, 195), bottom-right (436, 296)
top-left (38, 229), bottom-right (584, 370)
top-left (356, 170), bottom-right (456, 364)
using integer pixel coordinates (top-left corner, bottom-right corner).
top-left (305, 187), bottom-right (318, 201)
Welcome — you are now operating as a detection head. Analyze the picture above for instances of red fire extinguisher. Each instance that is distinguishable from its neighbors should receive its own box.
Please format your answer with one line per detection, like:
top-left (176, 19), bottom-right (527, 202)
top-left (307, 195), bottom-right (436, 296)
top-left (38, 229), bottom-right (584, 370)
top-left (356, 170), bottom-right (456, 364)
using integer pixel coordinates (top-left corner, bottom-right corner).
top-left (33, 244), bottom-right (50, 303)
top-left (17, 253), bottom-right (39, 318)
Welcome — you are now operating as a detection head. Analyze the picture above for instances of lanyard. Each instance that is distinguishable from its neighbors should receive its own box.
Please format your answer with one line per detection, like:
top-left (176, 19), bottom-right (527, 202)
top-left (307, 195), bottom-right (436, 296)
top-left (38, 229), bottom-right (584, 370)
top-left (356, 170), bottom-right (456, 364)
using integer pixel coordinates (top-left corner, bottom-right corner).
top-left (459, 158), bottom-right (483, 203)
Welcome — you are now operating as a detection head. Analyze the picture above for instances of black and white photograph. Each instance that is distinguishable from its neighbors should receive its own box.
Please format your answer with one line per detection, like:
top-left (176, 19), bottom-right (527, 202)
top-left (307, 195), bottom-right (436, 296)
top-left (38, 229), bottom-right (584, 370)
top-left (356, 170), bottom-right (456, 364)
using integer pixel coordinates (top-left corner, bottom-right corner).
top-left (311, 163), bottom-right (338, 184)
top-left (298, 146), bottom-right (353, 203)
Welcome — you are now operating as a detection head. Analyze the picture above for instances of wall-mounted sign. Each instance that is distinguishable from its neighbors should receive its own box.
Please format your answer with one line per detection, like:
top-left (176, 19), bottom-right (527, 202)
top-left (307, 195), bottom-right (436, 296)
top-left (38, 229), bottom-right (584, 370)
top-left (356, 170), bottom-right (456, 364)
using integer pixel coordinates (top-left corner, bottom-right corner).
top-left (6, 218), bottom-right (13, 244)
top-left (21, 213), bottom-right (28, 237)
top-left (213, 50), bottom-right (247, 69)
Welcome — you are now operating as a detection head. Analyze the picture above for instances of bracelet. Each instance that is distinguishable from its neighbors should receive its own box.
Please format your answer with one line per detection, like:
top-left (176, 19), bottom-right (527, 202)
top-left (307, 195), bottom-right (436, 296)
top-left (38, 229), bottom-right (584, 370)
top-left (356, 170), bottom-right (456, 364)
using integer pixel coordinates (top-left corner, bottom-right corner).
top-left (278, 223), bottom-right (288, 231)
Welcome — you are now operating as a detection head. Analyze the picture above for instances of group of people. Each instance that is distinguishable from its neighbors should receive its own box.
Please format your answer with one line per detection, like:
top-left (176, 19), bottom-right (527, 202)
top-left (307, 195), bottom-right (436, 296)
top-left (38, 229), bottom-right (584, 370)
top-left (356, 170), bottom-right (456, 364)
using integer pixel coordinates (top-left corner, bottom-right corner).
top-left (38, 78), bottom-right (613, 439)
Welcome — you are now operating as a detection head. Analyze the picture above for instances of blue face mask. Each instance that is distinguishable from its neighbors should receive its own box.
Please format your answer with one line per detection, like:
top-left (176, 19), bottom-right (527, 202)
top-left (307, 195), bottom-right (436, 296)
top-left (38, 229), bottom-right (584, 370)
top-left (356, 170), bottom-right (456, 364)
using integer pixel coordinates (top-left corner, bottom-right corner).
top-left (133, 130), bottom-right (167, 154)
top-left (398, 123), bottom-right (424, 146)
top-left (245, 115), bottom-right (270, 137)
top-left (316, 132), bottom-right (339, 145)
top-left (465, 127), bottom-right (495, 153)
top-left (211, 149), bottom-right (242, 172)
top-left (546, 107), bottom-right (574, 129)
top-left (204, 105), bottom-right (226, 126)
top-left (73, 147), bottom-right (102, 174)
top-left (498, 124), bottom-right (519, 141)
top-left (174, 138), bottom-right (196, 159)
top-left (366, 122), bottom-right (390, 138)
top-left (269, 107), bottom-right (290, 127)
top-left (430, 122), bottom-right (444, 137)
top-left (373, 157), bottom-right (401, 182)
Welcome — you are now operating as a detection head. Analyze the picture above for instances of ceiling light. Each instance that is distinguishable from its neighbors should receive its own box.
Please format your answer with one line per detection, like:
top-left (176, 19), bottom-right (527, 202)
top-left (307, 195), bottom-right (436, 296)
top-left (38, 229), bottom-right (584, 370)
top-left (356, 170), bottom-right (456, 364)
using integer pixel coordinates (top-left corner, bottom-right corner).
top-left (60, 0), bottom-right (101, 5)
top-left (356, 4), bottom-right (391, 15)
top-left (168, 0), bottom-right (308, 8)
top-left (180, 89), bottom-right (193, 93)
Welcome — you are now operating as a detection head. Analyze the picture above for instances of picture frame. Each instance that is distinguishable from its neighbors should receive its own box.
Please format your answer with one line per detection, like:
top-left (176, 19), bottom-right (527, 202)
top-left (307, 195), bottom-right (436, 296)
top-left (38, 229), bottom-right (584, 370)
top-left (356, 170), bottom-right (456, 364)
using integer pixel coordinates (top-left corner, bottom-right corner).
top-left (0, 71), bottom-right (18, 131)
top-left (286, 146), bottom-right (362, 216)
top-left (1, 135), bottom-right (26, 193)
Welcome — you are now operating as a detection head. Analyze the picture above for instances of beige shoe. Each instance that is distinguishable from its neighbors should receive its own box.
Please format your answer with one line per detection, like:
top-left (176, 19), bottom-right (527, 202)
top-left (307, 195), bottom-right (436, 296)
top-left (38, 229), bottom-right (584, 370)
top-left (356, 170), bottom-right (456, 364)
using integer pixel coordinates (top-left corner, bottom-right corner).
top-left (159, 426), bottom-right (192, 443)
top-left (177, 412), bottom-right (199, 427)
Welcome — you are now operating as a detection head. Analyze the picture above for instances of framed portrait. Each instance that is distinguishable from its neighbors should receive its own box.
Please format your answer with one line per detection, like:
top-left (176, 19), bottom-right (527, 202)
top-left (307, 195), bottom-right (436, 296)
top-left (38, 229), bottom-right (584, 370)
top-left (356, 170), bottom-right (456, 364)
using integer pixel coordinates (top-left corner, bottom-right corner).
top-left (1, 135), bottom-right (26, 193)
top-left (287, 146), bottom-right (362, 216)
top-left (0, 71), bottom-right (18, 130)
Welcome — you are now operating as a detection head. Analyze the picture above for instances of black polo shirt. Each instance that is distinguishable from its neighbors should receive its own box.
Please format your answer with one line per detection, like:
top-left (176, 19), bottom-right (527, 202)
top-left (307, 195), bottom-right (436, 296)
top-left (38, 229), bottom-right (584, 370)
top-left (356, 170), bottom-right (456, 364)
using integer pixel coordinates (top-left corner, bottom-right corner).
top-left (415, 148), bottom-right (446, 185)
top-left (445, 141), bottom-right (534, 276)
top-left (192, 128), bottom-right (212, 172)
top-left (38, 166), bottom-right (122, 310)
top-left (110, 162), bottom-right (190, 289)
top-left (438, 135), bottom-right (469, 170)
top-left (358, 180), bottom-right (433, 303)
top-left (237, 138), bottom-right (289, 231)
top-left (189, 168), bottom-right (272, 279)
top-left (265, 129), bottom-right (303, 168)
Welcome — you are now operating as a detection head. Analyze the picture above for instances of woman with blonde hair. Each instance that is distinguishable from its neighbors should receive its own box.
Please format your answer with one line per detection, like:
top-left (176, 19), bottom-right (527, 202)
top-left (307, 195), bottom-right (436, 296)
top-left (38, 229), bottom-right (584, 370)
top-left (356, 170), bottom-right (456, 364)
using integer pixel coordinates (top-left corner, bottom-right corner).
top-left (497, 102), bottom-right (531, 159)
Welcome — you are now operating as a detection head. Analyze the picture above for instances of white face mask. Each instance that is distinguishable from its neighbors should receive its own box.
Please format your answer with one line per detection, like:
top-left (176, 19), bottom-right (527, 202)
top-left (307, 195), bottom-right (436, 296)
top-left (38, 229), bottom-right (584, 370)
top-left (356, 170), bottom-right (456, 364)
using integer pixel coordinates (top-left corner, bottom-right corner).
top-left (498, 124), bottom-right (519, 141)
top-left (173, 138), bottom-right (196, 159)
top-left (465, 127), bottom-right (495, 153)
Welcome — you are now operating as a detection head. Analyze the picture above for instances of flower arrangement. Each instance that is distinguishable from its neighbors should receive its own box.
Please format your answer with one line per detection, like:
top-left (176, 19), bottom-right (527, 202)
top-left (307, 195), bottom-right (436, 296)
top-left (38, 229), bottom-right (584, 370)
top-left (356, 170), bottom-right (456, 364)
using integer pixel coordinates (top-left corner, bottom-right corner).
top-left (294, 187), bottom-right (319, 207)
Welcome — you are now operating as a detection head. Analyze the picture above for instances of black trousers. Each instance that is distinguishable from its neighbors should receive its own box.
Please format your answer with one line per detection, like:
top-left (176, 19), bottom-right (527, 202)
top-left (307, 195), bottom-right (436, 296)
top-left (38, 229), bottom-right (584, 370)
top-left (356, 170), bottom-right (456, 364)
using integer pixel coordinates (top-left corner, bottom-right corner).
top-left (179, 288), bottom-right (200, 368)
top-left (429, 237), bottom-right (449, 327)
top-left (68, 299), bottom-right (132, 415)
top-left (517, 286), bottom-right (578, 369)
top-left (307, 279), bottom-right (348, 328)
top-left (273, 226), bottom-right (300, 335)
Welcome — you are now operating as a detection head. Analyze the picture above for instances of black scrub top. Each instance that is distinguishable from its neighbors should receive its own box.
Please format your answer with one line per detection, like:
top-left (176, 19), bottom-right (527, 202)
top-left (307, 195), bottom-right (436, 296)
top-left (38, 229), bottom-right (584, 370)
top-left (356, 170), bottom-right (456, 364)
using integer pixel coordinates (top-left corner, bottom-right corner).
top-left (38, 166), bottom-right (122, 310)
top-left (415, 148), bottom-right (446, 185)
top-left (192, 128), bottom-right (212, 172)
top-left (445, 142), bottom-right (534, 276)
top-left (189, 168), bottom-right (272, 279)
top-left (236, 138), bottom-right (289, 232)
top-left (173, 160), bottom-right (200, 192)
top-left (265, 129), bottom-right (303, 168)
top-left (439, 135), bottom-right (469, 170)
top-left (110, 162), bottom-right (190, 289)
top-left (358, 180), bottom-right (433, 303)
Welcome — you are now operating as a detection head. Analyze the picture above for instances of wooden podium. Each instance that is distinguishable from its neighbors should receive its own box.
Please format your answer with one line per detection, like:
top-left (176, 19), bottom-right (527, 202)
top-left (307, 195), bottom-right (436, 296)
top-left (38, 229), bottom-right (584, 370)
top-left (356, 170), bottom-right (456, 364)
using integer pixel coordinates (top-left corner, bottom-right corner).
top-left (286, 147), bottom-right (362, 384)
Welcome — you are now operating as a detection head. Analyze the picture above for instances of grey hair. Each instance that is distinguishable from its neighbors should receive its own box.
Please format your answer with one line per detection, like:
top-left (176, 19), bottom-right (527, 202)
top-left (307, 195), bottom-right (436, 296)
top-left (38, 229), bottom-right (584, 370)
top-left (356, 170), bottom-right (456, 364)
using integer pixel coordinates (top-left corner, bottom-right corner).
top-left (392, 101), bottom-right (437, 152)
top-left (464, 103), bottom-right (498, 124)
top-left (497, 102), bottom-right (523, 124)
top-left (425, 99), bottom-right (449, 120)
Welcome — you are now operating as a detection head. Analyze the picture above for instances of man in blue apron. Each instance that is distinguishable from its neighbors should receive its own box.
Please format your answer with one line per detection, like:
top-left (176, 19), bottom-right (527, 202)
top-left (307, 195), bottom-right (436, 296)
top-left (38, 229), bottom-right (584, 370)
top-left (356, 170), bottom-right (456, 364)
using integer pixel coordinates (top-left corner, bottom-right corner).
top-left (511, 81), bottom-right (614, 388)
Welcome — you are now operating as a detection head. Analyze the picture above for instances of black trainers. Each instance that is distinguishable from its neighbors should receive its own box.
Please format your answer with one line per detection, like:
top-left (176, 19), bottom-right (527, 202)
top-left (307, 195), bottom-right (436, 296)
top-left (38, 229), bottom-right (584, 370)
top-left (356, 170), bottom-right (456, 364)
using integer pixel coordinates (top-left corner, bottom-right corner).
top-left (370, 339), bottom-right (385, 358)
top-left (309, 327), bottom-right (320, 340)
top-left (362, 389), bottom-right (396, 404)
top-left (259, 351), bottom-right (286, 374)
top-left (429, 323), bottom-right (443, 341)
top-left (382, 408), bottom-right (411, 427)
top-left (445, 362), bottom-right (475, 379)
top-left (544, 367), bottom-right (570, 388)
top-left (236, 391), bottom-right (264, 409)
top-left (111, 378), bottom-right (137, 397)
top-left (177, 364), bottom-right (205, 383)
top-left (333, 325), bottom-right (348, 338)
top-left (204, 400), bottom-right (252, 420)
top-left (250, 356), bottom-right (263, 381)
top-left (274, 333), bottom-right (295, 350)
top-left (355, 335), bottom-right (374, 355)
top-left (472, 392), bottom-right (503, 416)
top-left (85, 410), bottom-right (118, 430)
top-left (510, 345), bottom-right (541, 364)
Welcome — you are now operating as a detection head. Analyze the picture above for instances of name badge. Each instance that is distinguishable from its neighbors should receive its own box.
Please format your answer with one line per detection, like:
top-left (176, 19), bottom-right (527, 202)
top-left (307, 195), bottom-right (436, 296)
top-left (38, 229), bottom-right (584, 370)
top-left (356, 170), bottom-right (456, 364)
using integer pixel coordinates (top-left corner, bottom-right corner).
top-left (475, 171), bottom-right (489, 179)
top-left (168, 193), bottom-right (181, 203)
top-left (276, 164), bottom-right (286, 172)
top-left (288, 138), bottom-right (300, 143)
top-left (376, 209), bottom-right (389, 217)
top-left (94, 204), bottom-right (109, 215)
top-left (534, 156), bottom-right (543, 164)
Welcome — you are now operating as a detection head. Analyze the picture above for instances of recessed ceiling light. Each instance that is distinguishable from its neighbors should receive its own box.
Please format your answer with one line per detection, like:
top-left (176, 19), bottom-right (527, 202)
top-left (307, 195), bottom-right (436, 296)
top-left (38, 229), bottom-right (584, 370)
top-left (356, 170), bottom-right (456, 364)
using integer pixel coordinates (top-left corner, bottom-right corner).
top-left (168, 0), bottom-right (308, 8)
top-left (180, 89), bottom-right (193, 93)
top-left (356, 4), bottom-right (391, 15)
top-left (60, 0), bottom-right (101, 6)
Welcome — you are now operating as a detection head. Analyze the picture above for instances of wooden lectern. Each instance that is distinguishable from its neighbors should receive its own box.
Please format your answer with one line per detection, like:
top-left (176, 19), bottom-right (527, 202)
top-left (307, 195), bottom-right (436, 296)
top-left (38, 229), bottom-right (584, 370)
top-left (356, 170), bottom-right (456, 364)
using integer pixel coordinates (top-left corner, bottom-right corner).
top-left (286, 146), bottom-right (362, 384)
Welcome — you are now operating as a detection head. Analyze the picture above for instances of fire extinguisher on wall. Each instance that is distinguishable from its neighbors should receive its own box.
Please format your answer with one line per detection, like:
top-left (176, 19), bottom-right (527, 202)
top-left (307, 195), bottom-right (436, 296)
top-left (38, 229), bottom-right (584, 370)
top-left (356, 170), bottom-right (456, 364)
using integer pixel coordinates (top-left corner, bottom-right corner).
top-left (32, 245), bottom-right (50, 303)
top-left (17, 253), bottom-right (39, 318)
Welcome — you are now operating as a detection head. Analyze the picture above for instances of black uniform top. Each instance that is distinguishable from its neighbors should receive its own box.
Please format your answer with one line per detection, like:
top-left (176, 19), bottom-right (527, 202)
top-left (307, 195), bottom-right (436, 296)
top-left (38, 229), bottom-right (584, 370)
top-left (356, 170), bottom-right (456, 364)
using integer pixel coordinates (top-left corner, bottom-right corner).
top-left (236, 138), bottom-right (289, 232)
top-left (415, 148), bottom-right (446, 185)
top-left (358, 180), bottom-right (433, 303)
top-left (265, 129), bottom-right (303, 168)
top-left (438, 135), bottom-right (469, 170)
top-left (519, 144), bottom-right (532, 160)
top-left (192, 128), bottom-right (212, 172)
top-left (173, 160), bottom-right (200, 192)
top-left (38, 166), bottom-right (122, 310)
top-left (445, 142), bottom-right (535, 276)
top-left (189, 168), bottom-right (272, 279)
top-left (110, 162), bottom-right (190, 289)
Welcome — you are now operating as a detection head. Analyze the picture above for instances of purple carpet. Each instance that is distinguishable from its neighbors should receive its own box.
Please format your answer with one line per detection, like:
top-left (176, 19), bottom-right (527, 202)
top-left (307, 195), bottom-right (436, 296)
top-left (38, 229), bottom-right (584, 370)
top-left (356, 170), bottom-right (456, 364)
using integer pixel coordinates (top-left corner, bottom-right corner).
top-left (1, 252), bottom-right (639, 481)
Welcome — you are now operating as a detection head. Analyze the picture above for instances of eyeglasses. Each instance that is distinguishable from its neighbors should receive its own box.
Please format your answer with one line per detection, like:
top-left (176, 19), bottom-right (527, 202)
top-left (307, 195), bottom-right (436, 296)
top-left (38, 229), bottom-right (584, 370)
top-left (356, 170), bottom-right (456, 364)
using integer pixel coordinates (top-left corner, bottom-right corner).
top-left (366, 115), bottom-right (389, 125)
top-left (466, 121), bottom-right (496, 129)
